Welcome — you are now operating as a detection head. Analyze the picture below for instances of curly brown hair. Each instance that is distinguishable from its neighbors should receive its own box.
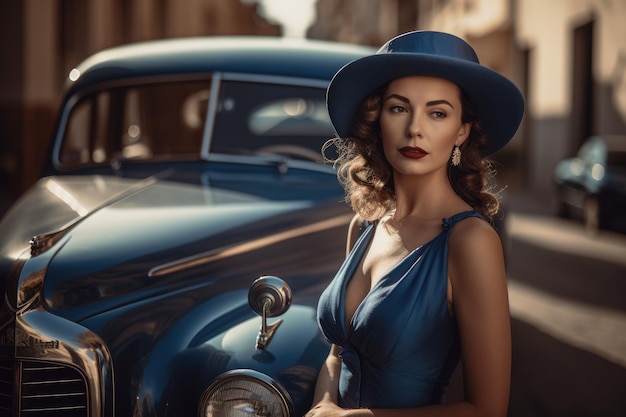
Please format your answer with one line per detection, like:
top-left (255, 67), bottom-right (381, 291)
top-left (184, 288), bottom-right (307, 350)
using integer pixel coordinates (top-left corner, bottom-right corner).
top-left (323, 85), bottom-right (501, 224)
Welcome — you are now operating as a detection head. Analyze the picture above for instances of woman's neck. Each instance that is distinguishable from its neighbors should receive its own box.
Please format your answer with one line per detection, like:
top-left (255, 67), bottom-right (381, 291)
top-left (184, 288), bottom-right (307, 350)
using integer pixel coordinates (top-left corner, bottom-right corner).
top-left (391, 171), bottom-right (470, 221)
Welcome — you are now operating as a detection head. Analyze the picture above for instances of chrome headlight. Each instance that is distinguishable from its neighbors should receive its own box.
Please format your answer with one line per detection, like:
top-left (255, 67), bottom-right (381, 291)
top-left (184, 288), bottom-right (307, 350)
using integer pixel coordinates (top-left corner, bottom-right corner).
top-left (199, 369), bottom-right (293, 417)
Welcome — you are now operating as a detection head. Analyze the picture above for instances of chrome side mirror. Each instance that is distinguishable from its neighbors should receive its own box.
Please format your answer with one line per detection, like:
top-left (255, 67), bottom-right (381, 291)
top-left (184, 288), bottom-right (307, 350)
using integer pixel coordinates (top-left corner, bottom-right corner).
top-left (248, 276), bottom-right (292, 350)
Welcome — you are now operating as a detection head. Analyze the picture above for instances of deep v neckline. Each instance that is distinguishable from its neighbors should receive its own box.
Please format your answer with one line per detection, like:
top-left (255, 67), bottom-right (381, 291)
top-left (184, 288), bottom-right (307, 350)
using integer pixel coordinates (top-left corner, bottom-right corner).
top-left (341, 210), bottom-right (479, 336)
top-left (342, 222), bottom-right (442, 335)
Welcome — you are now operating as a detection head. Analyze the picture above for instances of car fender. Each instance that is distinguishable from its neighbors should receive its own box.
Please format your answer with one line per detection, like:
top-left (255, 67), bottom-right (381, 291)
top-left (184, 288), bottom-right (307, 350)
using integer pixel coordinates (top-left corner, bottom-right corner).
top-left (80, 284), bottom-right (328, 416)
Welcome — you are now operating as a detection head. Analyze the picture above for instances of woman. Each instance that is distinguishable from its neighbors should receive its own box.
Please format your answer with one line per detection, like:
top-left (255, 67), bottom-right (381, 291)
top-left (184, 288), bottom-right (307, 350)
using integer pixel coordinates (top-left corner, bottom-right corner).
top-left (307, 31), bottom-right (524, 417)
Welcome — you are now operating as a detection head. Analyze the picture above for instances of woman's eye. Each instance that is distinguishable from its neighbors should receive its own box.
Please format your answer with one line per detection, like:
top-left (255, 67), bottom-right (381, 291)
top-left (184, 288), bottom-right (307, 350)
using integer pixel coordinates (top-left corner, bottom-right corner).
top-left (431, 111), bottom-right (446, 119)
top-left (389, 105), bottom-right (406, 113)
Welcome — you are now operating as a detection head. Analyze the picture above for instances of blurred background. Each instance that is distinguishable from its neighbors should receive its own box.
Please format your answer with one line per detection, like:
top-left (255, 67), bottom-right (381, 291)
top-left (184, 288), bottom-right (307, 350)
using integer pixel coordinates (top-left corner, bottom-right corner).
top-left (0, 0), bottom-right (625, 416)
top-left (2, 0), bottom-right (626, 209)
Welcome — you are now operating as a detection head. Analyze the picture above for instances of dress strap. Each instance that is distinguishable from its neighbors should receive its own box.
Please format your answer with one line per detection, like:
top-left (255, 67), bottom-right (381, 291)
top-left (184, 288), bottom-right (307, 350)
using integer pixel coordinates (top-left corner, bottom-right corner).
top-left (441, 210), bottom-right (483, 231)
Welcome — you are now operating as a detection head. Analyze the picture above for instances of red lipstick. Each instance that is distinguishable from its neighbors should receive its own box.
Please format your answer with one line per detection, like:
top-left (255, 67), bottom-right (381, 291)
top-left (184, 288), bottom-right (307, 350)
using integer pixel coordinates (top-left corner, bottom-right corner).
top-left (399, 146), bottom-right (428, 159)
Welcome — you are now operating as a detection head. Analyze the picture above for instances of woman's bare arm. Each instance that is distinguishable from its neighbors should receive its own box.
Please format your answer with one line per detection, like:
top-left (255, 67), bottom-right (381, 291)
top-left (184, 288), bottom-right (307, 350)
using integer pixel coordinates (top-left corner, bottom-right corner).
top-left (311, 344), bottom-right (343, 406)
top-left (445, 217), bottom-right (511, 417)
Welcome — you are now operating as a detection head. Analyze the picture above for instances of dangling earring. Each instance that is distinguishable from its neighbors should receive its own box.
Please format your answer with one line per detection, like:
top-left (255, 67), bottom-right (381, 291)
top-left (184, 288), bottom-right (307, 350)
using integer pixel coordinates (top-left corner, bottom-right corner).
top-left (451, 145), bottom-right (461, 167)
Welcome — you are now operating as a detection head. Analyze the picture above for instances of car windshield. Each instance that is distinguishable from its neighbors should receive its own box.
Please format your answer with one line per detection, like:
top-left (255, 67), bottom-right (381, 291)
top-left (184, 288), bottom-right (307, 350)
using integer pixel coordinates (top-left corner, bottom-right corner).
top-left (58, 77), bottom-right (335, 168)
top-left (211, 80), bottom-right (334, 161)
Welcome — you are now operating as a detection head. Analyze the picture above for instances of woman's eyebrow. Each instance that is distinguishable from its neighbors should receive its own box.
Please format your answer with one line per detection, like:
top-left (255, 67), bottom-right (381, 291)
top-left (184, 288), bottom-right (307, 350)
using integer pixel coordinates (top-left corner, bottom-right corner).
top-left (384, 93), bottom-right (410, 103)
top-left (426, 99), bottom-right (454, 109)
top-left (384, 94), bottom-right (455, 109)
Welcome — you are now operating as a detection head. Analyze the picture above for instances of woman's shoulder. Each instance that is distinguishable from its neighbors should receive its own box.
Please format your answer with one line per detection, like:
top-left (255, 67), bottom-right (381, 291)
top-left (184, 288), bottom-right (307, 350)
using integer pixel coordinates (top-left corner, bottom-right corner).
top-left (447, 213), bottom-right (502, 258)
top-left (446, 212), bottom-right (505, 289)
top-left (346, 213), bottom-right (370, 255)
top-left (446, 212), bottom-right (506, 307)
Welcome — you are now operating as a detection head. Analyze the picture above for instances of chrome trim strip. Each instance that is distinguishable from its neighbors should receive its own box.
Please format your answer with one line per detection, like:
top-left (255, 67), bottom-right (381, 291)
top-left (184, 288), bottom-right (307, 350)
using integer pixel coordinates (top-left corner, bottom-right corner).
top-left (201, 73), bottom-right (222, 161)
top-left (51, 94), bottom-right (79, 169)
top-left (220, 72), bottom-right (330, 89)
top-left (205, 153), bottom-right (335, 174)
top-left (149, 213), bottom-right (352, 278)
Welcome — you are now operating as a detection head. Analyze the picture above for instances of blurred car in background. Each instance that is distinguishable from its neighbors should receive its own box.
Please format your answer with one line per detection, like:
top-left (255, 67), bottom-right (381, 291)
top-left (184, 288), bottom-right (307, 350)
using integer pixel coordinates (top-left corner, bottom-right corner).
top-left (554, 134), bottom-right (626, 233)
top-left (0, 37), bottom-right (373, 417)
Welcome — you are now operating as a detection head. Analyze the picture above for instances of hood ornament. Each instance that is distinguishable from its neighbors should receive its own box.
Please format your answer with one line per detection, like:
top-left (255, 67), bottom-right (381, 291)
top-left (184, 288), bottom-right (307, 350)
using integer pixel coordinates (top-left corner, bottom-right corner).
top-left (30, 227), bottom-right (73, 256)
top-left (248, 276), bottom-right (292, 350)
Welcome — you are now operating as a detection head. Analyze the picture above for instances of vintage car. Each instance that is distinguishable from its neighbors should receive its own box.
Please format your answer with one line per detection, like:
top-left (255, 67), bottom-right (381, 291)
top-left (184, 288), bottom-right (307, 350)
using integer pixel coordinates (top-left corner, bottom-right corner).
top-left (554, 134), bottom-right (626, 233)
top-left (0, 37), bottom-right (374, 417)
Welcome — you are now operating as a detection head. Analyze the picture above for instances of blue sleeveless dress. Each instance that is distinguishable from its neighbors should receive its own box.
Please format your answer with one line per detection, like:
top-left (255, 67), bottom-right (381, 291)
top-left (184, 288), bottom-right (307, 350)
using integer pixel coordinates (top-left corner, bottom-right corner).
top-left (317, 210), bottom-right (483, 408)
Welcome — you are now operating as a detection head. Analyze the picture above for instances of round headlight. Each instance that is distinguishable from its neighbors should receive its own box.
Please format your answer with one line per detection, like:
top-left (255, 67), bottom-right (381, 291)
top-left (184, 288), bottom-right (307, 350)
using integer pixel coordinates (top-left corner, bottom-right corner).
top-left (199, 369), bottom-right (293, 417)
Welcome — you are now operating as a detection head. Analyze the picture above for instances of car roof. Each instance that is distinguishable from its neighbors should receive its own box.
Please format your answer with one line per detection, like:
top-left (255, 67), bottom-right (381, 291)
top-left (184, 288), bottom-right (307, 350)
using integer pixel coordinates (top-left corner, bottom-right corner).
top-left (66, 36), bottom-right (375, 95)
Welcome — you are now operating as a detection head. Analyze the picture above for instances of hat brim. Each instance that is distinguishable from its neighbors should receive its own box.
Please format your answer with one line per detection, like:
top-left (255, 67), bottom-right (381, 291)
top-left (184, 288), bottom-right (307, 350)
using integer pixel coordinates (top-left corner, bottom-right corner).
top-left (327, 53), bottom-right (524, 156)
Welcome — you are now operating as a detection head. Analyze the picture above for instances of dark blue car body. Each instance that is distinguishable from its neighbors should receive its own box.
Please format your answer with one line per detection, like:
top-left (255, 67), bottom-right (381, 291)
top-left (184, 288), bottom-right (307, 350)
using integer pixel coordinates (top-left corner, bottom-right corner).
top-left (0, 37), bottom-right (373, 417)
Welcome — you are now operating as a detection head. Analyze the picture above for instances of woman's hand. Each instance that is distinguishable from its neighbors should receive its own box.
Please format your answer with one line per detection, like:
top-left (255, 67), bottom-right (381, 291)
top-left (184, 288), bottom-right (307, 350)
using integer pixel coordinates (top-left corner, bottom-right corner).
top-left (305, 401), bottom-right (346, 417)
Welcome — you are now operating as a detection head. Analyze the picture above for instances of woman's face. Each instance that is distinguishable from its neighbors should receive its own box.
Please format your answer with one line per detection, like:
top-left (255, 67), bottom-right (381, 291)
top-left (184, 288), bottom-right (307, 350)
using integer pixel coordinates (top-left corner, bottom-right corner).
top-left (379, 76), bottom-right (470, 177)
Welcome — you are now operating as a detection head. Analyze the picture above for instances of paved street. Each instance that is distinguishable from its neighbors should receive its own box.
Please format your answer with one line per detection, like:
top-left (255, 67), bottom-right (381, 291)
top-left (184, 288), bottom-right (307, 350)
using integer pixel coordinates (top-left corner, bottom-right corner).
top-left (505, 210), bottom-right (626, 417)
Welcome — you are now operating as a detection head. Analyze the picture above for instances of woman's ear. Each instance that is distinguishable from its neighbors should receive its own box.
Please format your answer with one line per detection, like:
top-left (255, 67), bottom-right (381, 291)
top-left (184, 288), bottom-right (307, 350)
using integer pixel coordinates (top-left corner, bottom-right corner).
top-left (457, 122), bottom-right (471, 146)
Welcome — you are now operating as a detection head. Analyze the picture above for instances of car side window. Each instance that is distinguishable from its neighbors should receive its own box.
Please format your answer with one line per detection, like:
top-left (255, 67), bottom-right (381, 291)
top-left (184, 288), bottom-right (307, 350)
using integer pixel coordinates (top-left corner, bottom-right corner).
top-left (59, 79), bottom-right (212, 168)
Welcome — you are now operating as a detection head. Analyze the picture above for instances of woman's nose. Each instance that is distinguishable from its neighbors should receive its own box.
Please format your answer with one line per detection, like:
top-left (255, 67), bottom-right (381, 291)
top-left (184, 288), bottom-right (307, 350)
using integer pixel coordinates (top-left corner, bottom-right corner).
top-left (407, 112), bottom-right (423, 138)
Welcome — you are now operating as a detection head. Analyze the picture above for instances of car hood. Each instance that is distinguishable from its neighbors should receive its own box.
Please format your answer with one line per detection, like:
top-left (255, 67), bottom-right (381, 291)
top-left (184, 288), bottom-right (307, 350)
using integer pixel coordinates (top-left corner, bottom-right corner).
top-left (1, 171), bottom-right (350, 322)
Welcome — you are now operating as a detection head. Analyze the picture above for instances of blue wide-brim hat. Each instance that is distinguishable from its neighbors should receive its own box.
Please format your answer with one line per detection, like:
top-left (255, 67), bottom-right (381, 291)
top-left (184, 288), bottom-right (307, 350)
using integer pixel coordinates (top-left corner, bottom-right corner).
top-left (327, 30), bottom-right (525, 156)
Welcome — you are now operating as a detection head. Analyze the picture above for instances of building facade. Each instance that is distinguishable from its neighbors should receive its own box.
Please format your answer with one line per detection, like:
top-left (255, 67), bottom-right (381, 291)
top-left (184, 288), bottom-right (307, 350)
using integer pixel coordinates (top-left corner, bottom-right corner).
top-left (309, 0), bottom-right (626, 197)
top-left (514, 0), bottom-right (626, 194)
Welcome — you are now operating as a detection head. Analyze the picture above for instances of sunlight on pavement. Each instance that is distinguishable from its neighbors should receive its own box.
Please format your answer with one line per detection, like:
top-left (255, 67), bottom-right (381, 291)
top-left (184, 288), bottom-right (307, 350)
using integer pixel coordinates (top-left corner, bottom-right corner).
top-left (508, 279), bottom-right (626, 368)
top-left (506, 212), bottom-right (626, 369)
top-left (507, 213), bottom-right (626, 267)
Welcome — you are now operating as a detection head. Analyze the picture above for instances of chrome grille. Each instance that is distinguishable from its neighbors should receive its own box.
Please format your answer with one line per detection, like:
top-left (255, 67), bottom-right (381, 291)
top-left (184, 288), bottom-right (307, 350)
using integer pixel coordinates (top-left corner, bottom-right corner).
top-left (0, 359), bottom-right (88, 417)
top-left (0, 359), bottom-right (12, 414)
